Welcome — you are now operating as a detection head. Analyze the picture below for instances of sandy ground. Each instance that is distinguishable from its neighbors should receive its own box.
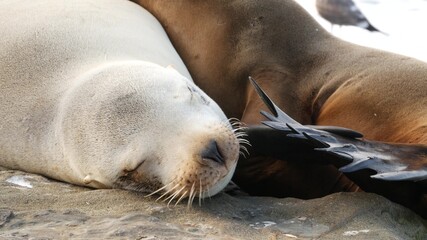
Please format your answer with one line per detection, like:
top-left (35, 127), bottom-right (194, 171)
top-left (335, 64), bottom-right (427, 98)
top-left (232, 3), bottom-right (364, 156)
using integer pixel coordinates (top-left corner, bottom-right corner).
top-left (1, 167), bottom-right (426, 239)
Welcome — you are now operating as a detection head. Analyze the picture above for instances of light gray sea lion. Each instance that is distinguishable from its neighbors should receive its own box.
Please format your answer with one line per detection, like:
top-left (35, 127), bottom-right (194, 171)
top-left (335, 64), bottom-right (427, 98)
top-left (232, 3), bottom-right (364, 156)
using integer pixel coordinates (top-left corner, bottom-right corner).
top-left (0, 0), bottom-right (240, 204)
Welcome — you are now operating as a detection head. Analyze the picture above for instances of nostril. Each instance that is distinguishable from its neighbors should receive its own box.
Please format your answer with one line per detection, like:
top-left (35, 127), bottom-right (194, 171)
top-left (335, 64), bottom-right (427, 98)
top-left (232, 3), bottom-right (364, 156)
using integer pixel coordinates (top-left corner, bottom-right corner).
top-left (201, 140), bottom-right (225, 164)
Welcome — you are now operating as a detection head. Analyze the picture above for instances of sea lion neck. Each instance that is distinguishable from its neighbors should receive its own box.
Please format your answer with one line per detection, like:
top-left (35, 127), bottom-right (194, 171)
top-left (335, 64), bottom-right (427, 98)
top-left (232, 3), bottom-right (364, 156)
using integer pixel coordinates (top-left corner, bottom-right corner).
top-left (133, 0), bottom-right (332, 65)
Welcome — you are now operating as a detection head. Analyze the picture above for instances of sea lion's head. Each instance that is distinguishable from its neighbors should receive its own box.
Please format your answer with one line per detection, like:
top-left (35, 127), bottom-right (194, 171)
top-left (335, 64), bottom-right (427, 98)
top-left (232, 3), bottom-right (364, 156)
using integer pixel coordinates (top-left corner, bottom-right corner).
top-left (59, 61), bottom-right (240, 205)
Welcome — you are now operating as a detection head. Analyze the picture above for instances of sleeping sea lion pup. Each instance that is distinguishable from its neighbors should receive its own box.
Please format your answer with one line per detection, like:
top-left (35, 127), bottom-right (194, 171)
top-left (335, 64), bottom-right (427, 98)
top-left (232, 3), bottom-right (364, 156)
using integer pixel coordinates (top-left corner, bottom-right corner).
top-left (0, 0), bottom-right (240, 204)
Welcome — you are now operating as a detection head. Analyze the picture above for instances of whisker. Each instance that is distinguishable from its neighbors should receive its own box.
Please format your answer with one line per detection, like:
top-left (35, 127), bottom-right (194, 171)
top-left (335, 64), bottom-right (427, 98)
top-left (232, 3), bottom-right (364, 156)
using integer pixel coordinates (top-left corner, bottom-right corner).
top-left (175, 190), bottom-right (188, 206)
top-left (163, 185), bottom-right (185, 203)
top-left (237, 134), bottom-right (248, 139)
top-left (233, 125), bottom-right (247, 131)
top-left (187, 194), bottom-right (193, 209)
top-left (239, 145), bottom-right (250, 158)
top-left (223, 118), bottom-right (235, 127)
top-left (232, 122), bottom-right (251, 159)
top-left (234, 131), bottom-right (248, 136)
top-left (156, 183), bottom-right (179, 202)
top-left (228, 118), bottom-right (241, 127)
top-left (206, 188), bottom-right (212, 200)
top-left (235, 123), bottom-right (247, 128)
top-left (167, 185), bottom-right (186, 207)
top-left (190, 188), bottom-right (197, 207)
top-left (238, 139), bottom-right (251, 146)
top-left (240, 145), bottom-right (249, 153)
top-left (235, 128), bottom-right (247, 132)
top-left (232, 127), bottom-right (245, 133)
top-left (228, 117), bottom-right (240, 122)
top-left (187, 183), bottom-right (196, 208)
top-left (235, 134), bottom-right (247, 139)
top-left (145, 181), bottom-right (174, 197)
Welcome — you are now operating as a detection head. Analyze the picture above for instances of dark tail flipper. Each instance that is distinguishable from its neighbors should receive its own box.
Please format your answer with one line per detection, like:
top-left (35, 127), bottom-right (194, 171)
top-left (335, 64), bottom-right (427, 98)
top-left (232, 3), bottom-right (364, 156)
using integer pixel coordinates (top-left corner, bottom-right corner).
top-left (247, 77), bottom-right (427, 186)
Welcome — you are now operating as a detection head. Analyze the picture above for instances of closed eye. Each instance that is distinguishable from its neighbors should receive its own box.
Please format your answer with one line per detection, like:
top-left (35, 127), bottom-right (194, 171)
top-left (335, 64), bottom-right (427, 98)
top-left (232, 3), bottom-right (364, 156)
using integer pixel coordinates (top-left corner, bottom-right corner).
top-left (186, 84), bottom-right (210, 105)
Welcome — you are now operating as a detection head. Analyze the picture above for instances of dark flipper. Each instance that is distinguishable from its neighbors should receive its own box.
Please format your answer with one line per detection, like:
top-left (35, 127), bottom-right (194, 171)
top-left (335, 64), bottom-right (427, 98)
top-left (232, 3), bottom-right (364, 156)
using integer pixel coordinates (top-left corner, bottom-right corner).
top-left (247, 77), bottom-right (427, 184)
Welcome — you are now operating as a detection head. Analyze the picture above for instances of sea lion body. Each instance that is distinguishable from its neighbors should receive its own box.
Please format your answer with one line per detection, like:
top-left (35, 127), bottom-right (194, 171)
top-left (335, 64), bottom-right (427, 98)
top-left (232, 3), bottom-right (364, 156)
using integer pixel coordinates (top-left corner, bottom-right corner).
top-left (0, 0), bottom-right (239, 199)
top-left (133, 0), bottom-right (427, 215)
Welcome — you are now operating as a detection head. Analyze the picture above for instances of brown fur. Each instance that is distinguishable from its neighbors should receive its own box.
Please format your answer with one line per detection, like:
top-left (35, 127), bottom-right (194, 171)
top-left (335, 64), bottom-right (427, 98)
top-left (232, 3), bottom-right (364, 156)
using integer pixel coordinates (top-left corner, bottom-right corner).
top-left (131, 0), bottom-right (427, 217)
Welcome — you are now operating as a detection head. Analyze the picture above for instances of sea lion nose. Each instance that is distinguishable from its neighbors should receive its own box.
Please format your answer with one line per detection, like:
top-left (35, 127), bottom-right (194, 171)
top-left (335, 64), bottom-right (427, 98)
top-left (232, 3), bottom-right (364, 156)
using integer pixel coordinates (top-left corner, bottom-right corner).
top-left (201, 140), bottom-right (225, 164)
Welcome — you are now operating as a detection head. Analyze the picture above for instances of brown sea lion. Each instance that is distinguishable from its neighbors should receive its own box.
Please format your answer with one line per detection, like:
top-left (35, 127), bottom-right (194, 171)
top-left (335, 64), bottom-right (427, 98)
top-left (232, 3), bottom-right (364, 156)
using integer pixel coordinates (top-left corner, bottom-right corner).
top-left (131, 0), bottom-right (427, 217)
